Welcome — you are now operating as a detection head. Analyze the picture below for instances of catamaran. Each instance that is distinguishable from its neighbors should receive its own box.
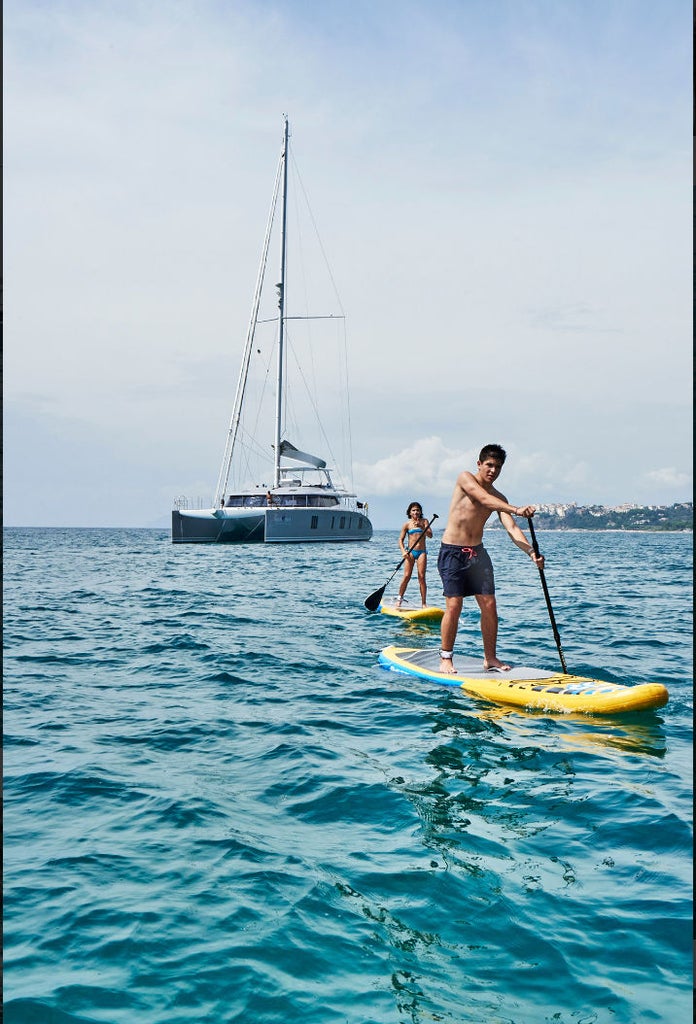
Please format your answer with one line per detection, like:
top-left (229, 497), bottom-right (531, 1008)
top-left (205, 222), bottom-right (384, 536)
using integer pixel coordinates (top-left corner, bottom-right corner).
top-left (172, 118), bottom-right (373, 544)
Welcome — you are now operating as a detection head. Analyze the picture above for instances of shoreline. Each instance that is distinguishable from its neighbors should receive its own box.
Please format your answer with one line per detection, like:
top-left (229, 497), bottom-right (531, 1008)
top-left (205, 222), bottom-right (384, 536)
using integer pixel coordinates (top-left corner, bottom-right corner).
top-left (2, 525), bottom-right (693, 534)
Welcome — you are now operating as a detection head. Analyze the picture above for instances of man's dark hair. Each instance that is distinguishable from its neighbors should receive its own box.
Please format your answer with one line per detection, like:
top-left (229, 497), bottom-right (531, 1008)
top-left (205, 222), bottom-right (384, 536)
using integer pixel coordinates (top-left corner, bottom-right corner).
top-left (479, 443), bottom-right (507, 464)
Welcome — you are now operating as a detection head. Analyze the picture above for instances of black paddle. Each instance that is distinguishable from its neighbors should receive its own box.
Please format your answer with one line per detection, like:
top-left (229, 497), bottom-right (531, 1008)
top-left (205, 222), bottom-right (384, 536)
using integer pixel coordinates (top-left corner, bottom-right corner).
top-left (364, 514), bottom-right (438, 611)
top-left (527, 516), bottom-right (568, 674)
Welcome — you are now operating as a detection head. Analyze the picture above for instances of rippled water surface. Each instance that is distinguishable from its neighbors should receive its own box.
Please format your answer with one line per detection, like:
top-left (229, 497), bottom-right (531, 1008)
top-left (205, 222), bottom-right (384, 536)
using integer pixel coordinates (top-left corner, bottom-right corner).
top-left (3, 527), bottom-right (693, 1023)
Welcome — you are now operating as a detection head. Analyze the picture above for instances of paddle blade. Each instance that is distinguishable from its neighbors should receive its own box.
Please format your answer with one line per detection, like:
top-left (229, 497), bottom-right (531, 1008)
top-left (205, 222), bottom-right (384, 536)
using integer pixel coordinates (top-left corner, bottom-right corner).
top-left (364, 586), bottom-right (386, 612)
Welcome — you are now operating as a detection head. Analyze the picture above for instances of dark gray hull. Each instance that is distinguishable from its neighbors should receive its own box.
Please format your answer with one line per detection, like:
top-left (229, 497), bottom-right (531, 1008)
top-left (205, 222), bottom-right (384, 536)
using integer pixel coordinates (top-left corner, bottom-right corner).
top-left (172, 510), bottom-right (265, 543)
top-left (172, 507), bottom-right (372, 544)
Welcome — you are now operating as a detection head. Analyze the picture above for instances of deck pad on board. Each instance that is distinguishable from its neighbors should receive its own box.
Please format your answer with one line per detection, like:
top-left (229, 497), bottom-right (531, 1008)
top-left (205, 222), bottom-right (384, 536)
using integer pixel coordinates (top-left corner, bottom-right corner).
top-left (378, 646), bottom-right (669, 715)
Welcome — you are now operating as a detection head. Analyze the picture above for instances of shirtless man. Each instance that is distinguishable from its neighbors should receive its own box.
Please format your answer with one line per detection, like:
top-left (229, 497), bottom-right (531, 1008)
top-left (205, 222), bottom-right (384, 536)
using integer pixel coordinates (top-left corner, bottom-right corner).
top-left (437, 443), bottom-right (544, 674)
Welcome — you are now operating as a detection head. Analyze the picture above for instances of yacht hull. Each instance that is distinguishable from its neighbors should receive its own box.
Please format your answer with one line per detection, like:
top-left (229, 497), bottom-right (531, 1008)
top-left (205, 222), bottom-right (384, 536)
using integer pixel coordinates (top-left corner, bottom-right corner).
top-left (172, 507), bottom-right (372, 544)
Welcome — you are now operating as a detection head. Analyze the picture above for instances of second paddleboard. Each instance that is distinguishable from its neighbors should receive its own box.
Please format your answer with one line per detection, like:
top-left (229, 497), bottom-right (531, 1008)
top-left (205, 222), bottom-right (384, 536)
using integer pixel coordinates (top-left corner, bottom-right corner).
top-left (379, 601), bottom-right (444, 624)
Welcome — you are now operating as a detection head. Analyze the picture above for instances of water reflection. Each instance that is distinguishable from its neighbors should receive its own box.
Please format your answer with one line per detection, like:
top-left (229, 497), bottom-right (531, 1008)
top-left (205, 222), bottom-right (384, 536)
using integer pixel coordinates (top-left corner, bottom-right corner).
top-left (452, 701), bottom-right (668, 759)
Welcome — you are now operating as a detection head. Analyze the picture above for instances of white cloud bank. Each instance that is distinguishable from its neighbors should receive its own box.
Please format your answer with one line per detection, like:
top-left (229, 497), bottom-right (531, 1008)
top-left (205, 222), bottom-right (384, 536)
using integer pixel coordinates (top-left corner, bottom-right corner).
top-left (354, 437), bottom-right (595, 503)
top-left (355, 439), bottom-right (692, 510)
top-left (643, 467), bottom-right (692, 490)
top-left (355, 437), bottom-right (474, 497)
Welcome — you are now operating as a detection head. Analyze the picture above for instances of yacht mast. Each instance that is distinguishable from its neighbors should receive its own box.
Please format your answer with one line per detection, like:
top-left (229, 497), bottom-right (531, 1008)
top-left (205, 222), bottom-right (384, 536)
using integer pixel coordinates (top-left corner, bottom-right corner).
top-left (213, 144), bottom-right (283, 507)
top-left (273, 116), bottom-right (289, 488)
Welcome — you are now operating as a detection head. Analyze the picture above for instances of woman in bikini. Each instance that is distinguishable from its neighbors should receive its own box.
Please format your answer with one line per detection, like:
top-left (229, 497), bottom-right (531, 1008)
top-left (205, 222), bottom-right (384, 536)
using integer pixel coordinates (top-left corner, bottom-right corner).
top-left (395, 502), bottom-right (433, 608)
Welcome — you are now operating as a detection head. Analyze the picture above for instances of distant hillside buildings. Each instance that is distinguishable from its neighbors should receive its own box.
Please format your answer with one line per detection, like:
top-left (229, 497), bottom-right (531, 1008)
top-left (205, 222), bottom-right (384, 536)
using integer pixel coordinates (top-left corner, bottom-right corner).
top-left (488, 502), bottom-right (692, 531)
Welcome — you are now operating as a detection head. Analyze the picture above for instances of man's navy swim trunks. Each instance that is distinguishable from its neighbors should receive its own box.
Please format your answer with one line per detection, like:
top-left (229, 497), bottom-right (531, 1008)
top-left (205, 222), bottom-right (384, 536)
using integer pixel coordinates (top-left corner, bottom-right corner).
top-left (437, 542), bottom-right (495, 598)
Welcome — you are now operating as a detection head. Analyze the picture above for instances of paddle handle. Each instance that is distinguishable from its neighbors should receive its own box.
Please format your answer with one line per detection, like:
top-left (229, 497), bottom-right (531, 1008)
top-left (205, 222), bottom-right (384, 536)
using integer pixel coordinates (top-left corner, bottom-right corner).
top-left (527, 517), bottom-right (568, 674)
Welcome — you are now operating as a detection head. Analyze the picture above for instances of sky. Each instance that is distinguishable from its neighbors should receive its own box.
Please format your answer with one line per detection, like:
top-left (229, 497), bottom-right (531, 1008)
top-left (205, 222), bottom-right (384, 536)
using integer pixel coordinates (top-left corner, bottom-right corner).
top-left (3, 0), bottom-right (692, 529)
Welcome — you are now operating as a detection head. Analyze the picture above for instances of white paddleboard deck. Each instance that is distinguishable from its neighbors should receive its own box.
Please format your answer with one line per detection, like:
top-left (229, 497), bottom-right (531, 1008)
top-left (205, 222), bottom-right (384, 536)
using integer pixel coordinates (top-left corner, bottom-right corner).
top-left (380, 646), bottom-right (556, 680)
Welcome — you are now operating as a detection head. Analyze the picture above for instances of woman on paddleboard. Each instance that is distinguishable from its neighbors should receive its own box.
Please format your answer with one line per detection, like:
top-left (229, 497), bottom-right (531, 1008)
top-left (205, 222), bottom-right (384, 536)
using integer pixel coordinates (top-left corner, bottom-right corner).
top-left (395, 502), bottom-right (433, 608)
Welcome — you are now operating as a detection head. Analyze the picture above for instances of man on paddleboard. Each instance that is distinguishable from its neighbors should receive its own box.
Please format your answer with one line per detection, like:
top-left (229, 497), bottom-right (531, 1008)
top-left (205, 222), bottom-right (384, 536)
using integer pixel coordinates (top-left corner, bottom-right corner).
top-left (438, 443), bottom-right (544, 674)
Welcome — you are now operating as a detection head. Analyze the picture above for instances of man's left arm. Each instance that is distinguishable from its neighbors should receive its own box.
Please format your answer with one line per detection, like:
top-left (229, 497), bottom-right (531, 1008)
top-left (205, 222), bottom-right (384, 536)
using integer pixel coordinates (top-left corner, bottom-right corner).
top-left (498, 510), bottom-right (545, 568)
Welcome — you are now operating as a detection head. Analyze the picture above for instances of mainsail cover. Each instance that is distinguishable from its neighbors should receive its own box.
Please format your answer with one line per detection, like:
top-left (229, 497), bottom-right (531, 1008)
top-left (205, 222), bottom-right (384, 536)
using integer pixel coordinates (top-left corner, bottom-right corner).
top-left (278, 440), bottom-right (327, 469)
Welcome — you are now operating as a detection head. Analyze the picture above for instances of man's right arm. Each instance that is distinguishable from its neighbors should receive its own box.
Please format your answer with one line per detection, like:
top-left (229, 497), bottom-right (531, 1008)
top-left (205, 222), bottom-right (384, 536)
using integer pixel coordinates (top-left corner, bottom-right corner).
top-left (460, 473), bottom-right (530, 517)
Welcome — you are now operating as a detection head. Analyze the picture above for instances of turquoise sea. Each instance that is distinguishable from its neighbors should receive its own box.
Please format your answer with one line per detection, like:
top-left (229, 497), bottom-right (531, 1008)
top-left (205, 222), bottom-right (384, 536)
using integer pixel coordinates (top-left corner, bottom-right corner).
top-left (3, 527), bottom-right (693, 1023)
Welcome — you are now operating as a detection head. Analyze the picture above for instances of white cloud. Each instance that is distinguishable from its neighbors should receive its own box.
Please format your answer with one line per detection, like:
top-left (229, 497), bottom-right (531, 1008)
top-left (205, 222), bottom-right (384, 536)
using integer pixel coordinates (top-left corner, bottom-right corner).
top-left (355, 439), bottom-right (593, 503)
top-left (643, 467), bottom-right (692, 489)
top-left (355, 437), bottom-right (475, 496)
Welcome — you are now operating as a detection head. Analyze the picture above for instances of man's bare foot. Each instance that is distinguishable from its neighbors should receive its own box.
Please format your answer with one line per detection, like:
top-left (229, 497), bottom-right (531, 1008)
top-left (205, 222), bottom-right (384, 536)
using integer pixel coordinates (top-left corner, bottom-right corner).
top-left (483, 658), bottom-right (511, 671)
top-left (439, 658), bottom-right (457, 675)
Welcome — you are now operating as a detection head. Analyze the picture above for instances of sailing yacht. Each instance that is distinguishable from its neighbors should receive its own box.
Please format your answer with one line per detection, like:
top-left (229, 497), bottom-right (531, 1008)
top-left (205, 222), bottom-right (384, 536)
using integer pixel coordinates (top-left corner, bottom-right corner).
top-left (171, 118), bottom-right (373, 544)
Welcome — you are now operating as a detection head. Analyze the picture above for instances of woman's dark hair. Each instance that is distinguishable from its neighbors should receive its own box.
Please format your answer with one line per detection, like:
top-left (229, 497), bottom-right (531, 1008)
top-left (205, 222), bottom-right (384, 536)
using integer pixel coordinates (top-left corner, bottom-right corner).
top-left (406, 502), bottom-right (423, 516)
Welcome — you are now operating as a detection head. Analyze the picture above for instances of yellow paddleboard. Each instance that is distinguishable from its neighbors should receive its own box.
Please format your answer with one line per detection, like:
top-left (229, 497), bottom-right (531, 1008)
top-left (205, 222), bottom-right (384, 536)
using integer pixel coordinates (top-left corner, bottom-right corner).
top-left (379, 601), bottom-right (444, 624)
top-left (378, 646), bottom-right (669, 715)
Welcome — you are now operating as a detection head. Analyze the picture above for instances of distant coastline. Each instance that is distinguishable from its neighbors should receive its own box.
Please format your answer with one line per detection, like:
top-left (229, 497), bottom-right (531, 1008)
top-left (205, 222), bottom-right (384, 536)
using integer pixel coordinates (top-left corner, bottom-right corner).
top-left (2, 501), bottom-right (692, 533)
top-left (486, 501), bottom-right (692, 532)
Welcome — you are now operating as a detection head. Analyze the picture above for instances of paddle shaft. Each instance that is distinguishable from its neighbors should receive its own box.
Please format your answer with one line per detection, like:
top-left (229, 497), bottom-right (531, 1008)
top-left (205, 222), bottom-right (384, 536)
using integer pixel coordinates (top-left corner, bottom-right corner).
top-left (364, 513), bottom-right (438, 610)
top-left (527, 516), bottom-right (568, 674)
